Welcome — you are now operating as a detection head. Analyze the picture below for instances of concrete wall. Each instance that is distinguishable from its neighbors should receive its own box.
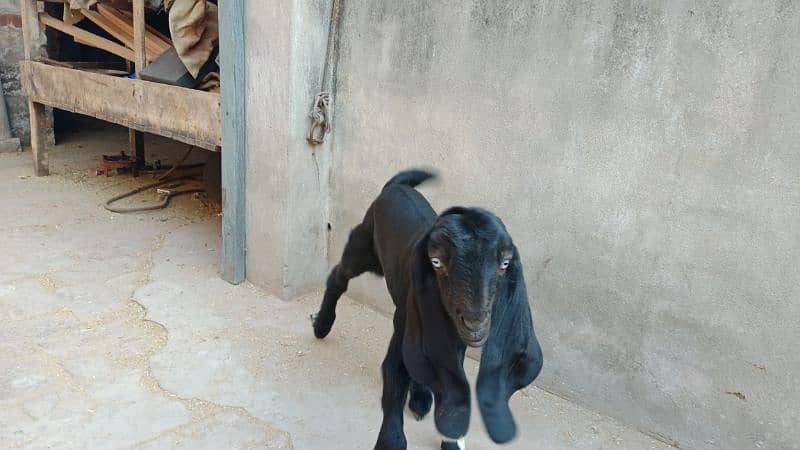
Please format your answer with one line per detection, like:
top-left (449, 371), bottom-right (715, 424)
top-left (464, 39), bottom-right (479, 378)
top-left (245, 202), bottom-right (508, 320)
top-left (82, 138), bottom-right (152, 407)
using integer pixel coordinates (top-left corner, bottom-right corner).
top-left (321, 1), bottom-right (799, 449)
top-left (1, 0), bottom-right (54, 147)
top-left (1, 0), bottom-right (29, 145)
top-left (244, 0), bottom-right (333, 299)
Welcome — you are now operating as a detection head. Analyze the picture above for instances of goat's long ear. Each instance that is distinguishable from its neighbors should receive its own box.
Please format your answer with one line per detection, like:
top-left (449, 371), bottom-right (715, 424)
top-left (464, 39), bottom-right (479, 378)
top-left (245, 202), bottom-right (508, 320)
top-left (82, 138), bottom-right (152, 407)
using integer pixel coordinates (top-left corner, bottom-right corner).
top-left (401, 232), bottom-right (439, 385)
top-left (402, 231), bottom-right (471, 440)
top-left (476, 247), bottom-right (543, 443)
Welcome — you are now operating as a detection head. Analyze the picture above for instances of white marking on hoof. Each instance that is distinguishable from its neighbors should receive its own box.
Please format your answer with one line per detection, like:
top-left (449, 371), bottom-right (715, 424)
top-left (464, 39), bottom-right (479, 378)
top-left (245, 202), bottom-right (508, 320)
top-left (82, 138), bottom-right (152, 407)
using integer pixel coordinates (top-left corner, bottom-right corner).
top-left (440, 434), bottom-right (466, 450)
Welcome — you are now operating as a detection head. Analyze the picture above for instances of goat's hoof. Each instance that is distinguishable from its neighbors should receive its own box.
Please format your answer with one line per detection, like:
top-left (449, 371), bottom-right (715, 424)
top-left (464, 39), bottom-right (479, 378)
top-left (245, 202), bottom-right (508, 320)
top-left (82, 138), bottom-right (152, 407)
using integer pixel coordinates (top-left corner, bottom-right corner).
top-left (312, 311), bottom-right (335, 339)
top-left (408, 388), bottom-right (433, 420)
top-left (441, 439), bottom-right (464, 450)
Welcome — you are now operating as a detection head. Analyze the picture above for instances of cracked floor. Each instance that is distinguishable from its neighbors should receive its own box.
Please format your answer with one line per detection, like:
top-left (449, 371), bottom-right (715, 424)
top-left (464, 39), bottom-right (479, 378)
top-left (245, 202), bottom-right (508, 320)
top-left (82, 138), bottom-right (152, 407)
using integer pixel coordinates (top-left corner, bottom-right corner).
top-left (1, 125), bottom-right (674, 450)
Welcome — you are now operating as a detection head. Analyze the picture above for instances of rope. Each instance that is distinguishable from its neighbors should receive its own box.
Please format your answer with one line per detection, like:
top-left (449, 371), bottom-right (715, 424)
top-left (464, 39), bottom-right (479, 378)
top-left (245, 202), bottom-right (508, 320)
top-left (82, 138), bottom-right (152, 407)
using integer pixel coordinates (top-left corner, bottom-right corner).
top-left (157, 145), bottom-right (195, 181)
top-left (103, 175), bottom-right (203, 213)
top-left (307, 92), bottom-right (331, 144)
top-left (104, 145), bottom-right (202, 213)
top-left (307, 0), bottom-right (342, 145)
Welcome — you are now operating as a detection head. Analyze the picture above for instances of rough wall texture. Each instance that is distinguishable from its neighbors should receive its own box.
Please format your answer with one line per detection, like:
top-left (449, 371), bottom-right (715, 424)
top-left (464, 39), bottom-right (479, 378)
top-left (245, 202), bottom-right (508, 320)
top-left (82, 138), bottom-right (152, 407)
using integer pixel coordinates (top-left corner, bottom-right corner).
top-left (324, 1), bottom-right (799, 449)
top-left (244, 0), bottom-right (332, 299)
top-left (1, 0), bottom-right (54, 146)
top-left (0, 6), bottom-right (29, 145)
top-left (0, 0), bottom-right (19, 10)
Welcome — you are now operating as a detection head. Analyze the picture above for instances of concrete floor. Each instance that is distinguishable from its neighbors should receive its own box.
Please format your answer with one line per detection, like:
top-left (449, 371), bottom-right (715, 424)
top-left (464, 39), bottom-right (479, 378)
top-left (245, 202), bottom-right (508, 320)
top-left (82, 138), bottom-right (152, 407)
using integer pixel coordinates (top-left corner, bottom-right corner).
top-left (0, 126), bottom-right (675, 449)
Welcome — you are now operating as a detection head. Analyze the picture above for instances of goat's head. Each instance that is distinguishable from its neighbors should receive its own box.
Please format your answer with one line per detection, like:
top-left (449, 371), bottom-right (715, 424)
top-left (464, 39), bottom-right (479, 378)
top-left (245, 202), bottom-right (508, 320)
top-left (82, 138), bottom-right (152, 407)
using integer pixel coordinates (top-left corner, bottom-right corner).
top-left (407, 206), bottom-right (543, 444)
top-left (425, 207), bottom-right (514, 348)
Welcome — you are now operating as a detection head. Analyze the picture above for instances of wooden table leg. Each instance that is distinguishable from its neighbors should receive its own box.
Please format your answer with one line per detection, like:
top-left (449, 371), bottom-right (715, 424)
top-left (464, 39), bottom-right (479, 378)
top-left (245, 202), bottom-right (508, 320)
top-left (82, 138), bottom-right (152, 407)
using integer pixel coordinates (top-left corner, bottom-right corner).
top-left (28, 101), bottom-right (49, 176)
top-left (20, 0), bottom-right (49, 176)
top-left (129, 129), bottom-right (144, 176)
top-left (130, 0), bottom-right (147, 177)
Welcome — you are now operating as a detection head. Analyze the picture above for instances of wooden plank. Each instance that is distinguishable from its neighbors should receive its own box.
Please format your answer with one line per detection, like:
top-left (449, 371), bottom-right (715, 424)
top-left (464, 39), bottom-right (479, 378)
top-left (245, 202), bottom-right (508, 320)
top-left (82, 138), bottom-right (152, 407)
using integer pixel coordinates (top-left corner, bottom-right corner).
top-left (114, 7), bottom-right (173, 47)
top-left (20, 61), bottom-right (221, 151)
top-left (39, 57), bottom-right (71, 68)
top-left (219, 0), bottom-right (246, 283)
top-left (39, 12), bottom-right (136, 62)
top-left (81, 9), bottom-right (132, 46)
top-left (41, 59), bottom-right (128, 71)
top-left (27, 101), bottom-right (50, 176)
top-left (82, 8), bottom-right (166, 62)
top-left (98, 4), bottom-right (169, 55)
top-left (72, 33), bottom-right (136, 59)
top-left (98, 5), bottom-right (142, 36)
top-left (43, 0), bottom-right (130, 10)
top-left (123, 60), bottom-right (144, 177)
top-left (47, 0), bottom-right (167, 56)
top-left (131, 0), bottom-right (147, 174)
top-left (40, 59), bottom-right (129, 75)
top-left (132, 0), bottom-right (146, 70)
top-left (20, 0), bottom-right (50, 176)
top-left (20, 0), bottom-right (41, 60)
top-left (129, 129), bottom-right (144, 176)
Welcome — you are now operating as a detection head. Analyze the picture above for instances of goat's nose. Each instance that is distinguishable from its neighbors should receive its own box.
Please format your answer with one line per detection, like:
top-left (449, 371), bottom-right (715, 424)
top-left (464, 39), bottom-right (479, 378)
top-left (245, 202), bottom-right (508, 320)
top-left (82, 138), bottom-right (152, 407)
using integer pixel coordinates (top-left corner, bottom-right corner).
top-left (461, 311), bottom-right (486, 330)
top-left (462, 309), bottom-right (482, 322)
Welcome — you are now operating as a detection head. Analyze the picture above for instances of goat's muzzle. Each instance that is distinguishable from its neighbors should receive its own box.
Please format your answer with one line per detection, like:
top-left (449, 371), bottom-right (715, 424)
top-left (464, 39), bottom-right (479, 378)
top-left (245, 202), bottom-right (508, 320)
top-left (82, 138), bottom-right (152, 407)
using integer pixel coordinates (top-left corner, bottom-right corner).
top-left (458, 314), bottom-right (490, 347)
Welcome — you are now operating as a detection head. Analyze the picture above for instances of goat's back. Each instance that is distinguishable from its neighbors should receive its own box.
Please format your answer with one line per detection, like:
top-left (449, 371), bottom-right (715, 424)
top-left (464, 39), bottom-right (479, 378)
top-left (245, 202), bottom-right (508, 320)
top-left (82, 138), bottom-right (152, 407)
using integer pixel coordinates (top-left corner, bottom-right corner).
top-left (369, 182), bottom-right (437, 305)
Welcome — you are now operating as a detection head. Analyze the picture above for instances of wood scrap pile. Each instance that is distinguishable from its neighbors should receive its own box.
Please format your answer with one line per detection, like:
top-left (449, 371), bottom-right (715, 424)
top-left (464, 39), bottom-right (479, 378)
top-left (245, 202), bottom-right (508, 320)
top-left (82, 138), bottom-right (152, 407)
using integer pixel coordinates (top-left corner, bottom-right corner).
top-left (41, 1), bottom-right (219, 93)
top-left (84, 4), bottom-right (172, 61)
top-left (40, 4), bottom-right (170, 64)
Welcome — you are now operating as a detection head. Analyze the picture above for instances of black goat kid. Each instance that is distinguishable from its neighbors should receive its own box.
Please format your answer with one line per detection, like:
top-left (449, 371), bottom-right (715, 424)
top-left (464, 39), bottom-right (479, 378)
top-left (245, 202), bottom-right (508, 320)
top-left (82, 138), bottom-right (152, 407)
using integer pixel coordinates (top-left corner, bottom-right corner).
top-left (312, 170), bottom-right (543, 450)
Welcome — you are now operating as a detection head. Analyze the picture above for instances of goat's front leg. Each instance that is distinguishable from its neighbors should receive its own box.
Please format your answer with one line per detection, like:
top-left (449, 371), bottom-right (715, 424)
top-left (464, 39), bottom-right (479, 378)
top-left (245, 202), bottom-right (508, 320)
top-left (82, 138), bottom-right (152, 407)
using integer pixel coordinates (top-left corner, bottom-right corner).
top-left (375, 330), bottom-right (410, 450)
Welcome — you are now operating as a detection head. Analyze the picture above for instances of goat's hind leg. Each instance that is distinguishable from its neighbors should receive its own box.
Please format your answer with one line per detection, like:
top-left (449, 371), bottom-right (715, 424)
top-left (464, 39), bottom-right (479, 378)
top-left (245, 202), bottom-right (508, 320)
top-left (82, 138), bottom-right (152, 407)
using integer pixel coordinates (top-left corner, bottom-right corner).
top-left (313, 223), bottom-right (380, 339)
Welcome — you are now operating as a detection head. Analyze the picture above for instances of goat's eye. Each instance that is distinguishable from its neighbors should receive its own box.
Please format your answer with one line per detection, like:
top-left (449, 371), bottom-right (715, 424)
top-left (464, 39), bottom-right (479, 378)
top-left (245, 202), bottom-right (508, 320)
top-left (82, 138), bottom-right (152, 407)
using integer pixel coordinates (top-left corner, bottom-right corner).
top-left (500, 259), bottom-right (511, 270)
top-left (430, 257), bottom-right (443, 269)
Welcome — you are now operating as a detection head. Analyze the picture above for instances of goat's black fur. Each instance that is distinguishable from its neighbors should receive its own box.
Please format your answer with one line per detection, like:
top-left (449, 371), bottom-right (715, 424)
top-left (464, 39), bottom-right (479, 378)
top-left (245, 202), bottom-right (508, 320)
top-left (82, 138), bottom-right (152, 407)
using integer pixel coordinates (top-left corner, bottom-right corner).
top-left (313, 169), bottom-right (543, 449)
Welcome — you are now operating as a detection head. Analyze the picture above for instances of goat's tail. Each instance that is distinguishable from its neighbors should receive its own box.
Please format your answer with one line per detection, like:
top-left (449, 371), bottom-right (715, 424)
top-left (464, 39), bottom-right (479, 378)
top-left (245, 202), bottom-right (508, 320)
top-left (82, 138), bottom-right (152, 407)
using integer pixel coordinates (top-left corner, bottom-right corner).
top-left (382, 169), bottom-right (437, 191)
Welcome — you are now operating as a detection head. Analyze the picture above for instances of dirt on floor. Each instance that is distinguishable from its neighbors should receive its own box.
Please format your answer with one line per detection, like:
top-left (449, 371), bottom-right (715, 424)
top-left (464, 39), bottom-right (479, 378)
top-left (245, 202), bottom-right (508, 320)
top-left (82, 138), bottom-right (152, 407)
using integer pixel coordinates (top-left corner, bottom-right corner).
top-left (1, 125), bottom-right (674, 450)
